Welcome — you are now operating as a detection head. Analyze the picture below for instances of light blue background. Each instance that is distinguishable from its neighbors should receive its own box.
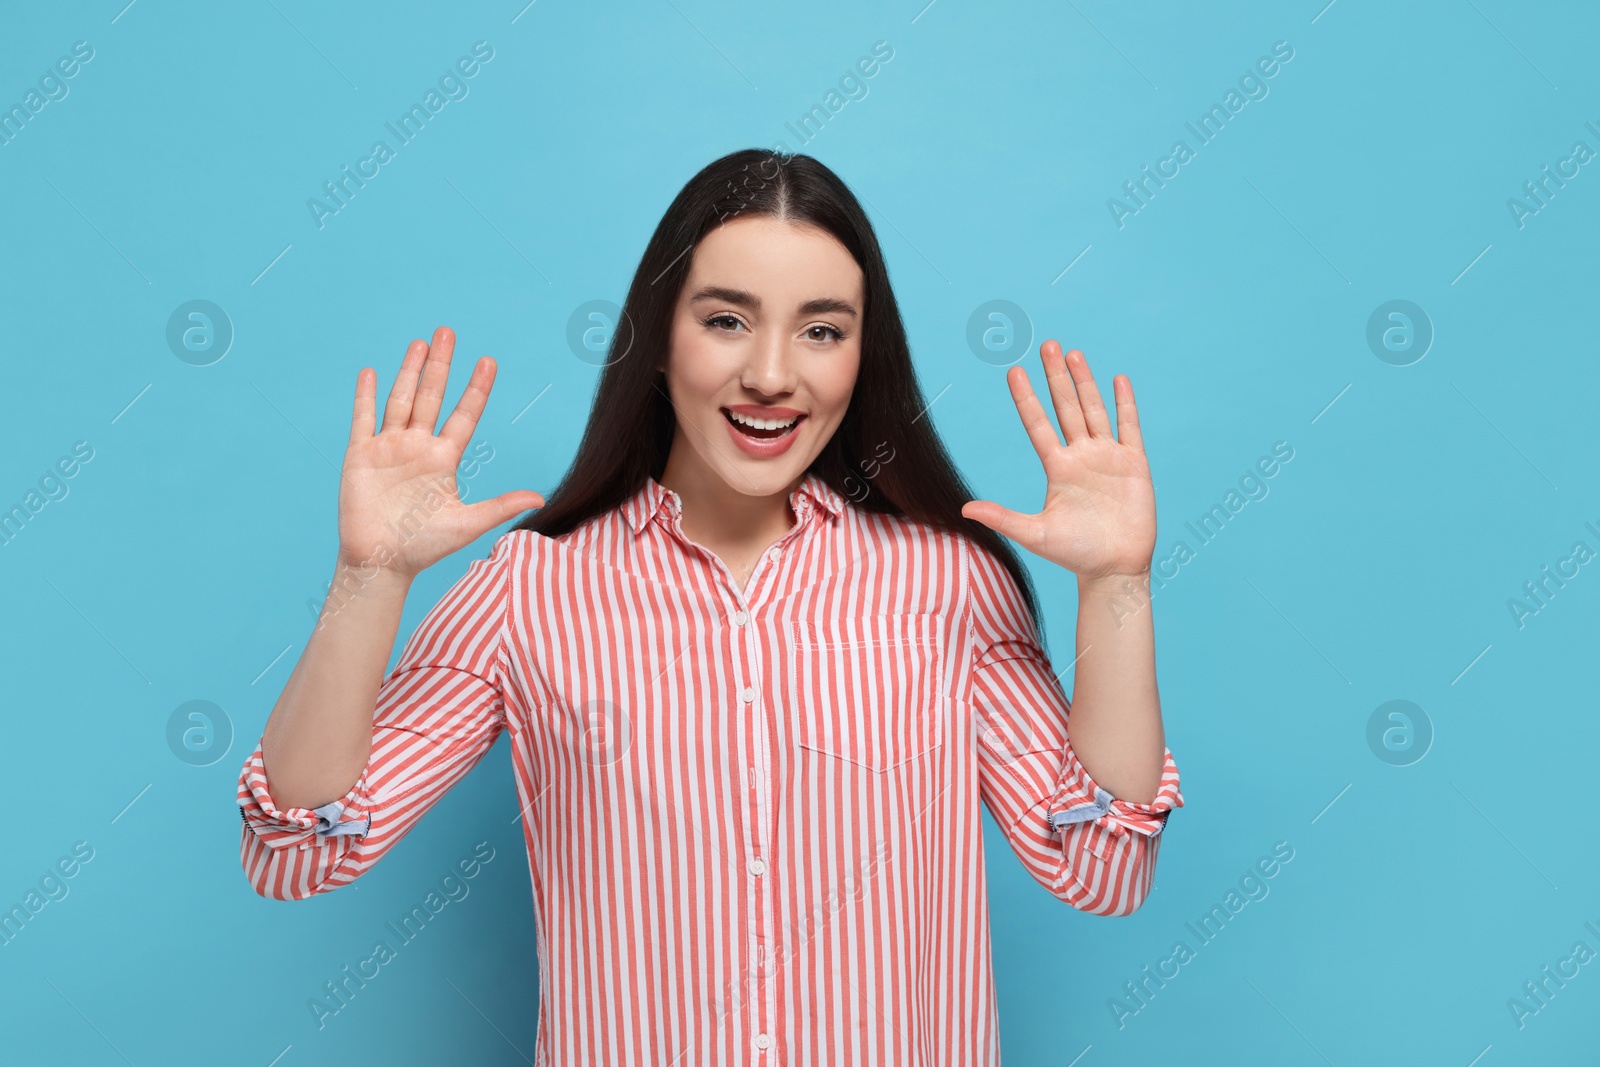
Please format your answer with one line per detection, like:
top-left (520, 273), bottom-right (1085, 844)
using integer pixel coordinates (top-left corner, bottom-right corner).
top-left (2, 0), bottom-right (1597, 1063)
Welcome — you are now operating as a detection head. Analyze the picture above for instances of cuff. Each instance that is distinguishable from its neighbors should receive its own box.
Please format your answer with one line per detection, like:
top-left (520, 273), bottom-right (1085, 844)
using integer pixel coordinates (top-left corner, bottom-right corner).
top-left (238, 742), bottom-right (373, 850)
top-left (1045, 745), bottom-right (1182, 839)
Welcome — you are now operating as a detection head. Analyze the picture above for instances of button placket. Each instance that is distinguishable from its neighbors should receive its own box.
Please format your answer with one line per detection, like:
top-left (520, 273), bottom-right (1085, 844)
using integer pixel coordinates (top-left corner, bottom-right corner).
top-left (743, 496), bottom-right (810, 606)
top-left (688, 486), bottom-right (814, 1057)
top-left (644, 480), bottom-right (838, 1055)
top-left (727, 549), bottom-right (774, 1055)
top-left (742, 511), bottom-right (808, 1058)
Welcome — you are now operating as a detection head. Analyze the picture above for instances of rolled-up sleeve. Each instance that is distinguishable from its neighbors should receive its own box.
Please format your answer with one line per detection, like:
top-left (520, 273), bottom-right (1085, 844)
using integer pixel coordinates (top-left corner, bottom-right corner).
top-left (964, 539), bottom-right (1183, 916)
top-left (238, 533), bottom-right (517, 900)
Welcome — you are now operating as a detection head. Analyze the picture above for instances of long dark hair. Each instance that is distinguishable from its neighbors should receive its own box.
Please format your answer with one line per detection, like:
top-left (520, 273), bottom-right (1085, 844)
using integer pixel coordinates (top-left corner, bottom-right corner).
top-left (510, 148), bottom-right (1044, 640)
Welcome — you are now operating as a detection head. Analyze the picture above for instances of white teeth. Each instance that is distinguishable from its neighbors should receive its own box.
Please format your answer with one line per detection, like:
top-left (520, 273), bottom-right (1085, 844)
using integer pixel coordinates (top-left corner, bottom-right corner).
top-left (726, 410), bottom-right (799, 431)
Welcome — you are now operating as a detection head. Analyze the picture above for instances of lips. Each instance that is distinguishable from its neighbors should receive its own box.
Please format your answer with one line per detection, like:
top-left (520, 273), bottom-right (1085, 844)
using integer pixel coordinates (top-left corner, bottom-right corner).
top-left (720, 407), bottom-right (806, 458)
top-left (721, 407), bottom-right (804, 440)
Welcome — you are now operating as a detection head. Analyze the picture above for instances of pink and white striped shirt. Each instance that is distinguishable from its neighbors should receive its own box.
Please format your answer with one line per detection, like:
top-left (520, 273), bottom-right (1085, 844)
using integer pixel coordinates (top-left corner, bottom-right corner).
top-left (238, 470), bottom-right (1182, 1065)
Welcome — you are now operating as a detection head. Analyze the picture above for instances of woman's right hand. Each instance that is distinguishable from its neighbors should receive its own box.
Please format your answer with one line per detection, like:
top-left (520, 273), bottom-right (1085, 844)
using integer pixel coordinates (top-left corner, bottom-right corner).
top-left (337, 326), bottom-right (544, 581)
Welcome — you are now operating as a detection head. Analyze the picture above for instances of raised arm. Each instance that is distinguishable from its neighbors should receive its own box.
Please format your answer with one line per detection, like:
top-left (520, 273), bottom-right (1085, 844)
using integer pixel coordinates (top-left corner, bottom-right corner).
top-left (238, 327), bottom-right (542, 899)
top-left (961, 338), bottom-right (1181, 914)
top-left (239, 537), bottom-right (520, 899)
top-left (965, 538), bottom-right (1182, 916)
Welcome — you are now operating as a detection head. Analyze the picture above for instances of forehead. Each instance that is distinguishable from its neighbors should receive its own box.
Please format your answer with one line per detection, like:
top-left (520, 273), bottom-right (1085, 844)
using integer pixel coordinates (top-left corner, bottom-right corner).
top-left (684, 216), bottom-right (863, 301)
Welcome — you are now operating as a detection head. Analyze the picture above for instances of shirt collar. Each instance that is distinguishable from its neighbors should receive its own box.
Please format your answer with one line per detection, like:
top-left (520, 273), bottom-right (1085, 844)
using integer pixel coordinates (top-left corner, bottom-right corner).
top-left (622, 470), bottom-right (847, 534)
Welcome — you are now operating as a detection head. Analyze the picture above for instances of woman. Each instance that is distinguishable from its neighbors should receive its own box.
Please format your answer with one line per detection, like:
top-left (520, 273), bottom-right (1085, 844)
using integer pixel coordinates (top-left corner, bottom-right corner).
top-left (238, 148), bottom-right (1181, 1064)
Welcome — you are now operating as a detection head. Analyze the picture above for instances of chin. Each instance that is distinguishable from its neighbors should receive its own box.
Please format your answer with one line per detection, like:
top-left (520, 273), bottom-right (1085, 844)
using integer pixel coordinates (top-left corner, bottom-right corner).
top-left (714, 457), bottom-right (808, 497)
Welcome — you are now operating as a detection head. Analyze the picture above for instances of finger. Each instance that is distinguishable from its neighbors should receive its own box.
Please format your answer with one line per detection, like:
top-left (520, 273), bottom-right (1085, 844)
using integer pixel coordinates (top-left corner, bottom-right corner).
top-left (461, 489), bottom-right (545, 534)
top-left (439, 355), bottom-right (496, 453)
top-left (960, 498), bottom-right (1043, 548)
top-left (381, 338), bottom-right (430, 433)
top-left (1040, 340), bottom-right (1089, 444)
top-left (1063, 347), bottom-right (1113, 438)
top-left (349, 367), bottom-right (377, 445)
top-left (1005, 365), bottom-right (1064, 468)
top-left (1113, 374), bottom-right (1145, 452)
top-left (409, 325), bottom-right (457, 433)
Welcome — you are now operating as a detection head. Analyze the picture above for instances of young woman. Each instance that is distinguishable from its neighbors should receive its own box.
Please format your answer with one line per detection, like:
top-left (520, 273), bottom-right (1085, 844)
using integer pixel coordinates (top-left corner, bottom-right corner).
top-left (238, 149), bottom-right (1181, 1064)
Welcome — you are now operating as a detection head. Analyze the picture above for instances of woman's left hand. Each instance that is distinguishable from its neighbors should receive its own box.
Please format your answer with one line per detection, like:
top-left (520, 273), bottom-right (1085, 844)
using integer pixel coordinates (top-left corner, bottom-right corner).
top-left (960, 340), bottom-right (1157, 584)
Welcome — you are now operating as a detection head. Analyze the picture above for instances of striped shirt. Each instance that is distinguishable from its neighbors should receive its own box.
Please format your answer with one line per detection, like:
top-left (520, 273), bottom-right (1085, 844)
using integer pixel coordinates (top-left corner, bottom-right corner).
top-left (238, 470), bottom-right (1183, 1065)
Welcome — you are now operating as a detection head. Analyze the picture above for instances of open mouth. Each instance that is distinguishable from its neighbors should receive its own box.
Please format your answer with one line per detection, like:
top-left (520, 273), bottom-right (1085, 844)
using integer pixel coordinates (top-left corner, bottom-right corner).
top-left (722, 408), bottom-right (804, 440)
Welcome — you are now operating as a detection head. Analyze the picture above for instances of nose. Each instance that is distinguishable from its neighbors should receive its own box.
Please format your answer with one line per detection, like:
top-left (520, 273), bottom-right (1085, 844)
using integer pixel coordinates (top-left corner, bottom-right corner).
top-left (740, 332), bottom-right (798, 397)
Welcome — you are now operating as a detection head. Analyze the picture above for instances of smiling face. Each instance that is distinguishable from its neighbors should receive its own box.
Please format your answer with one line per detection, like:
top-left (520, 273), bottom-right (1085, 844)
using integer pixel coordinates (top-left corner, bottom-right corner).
top-left (658, 215), bottom-right (864, 504)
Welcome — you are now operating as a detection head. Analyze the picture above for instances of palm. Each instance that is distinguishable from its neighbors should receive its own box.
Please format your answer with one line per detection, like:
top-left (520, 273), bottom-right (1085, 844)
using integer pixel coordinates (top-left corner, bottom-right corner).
top-left (338, 327), bottom-right (543, 578)
top-left (339, 433), bottom-right (472, 573)
top-left (961, 340), bottom-right (1156, 581)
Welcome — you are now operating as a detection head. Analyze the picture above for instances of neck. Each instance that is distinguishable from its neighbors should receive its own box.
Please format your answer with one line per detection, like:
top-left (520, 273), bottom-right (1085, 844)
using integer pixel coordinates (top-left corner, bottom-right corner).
top-left (658, 448), bottom-right (803, 549)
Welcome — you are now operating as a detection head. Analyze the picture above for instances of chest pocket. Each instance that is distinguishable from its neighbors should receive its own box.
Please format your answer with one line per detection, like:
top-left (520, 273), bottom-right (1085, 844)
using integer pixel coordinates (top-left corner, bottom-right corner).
top-left (788, 613), bottom-right (945, 772)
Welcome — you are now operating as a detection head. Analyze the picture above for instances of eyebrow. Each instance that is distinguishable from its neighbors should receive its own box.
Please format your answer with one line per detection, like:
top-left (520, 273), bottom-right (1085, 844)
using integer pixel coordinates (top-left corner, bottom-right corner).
top-left (687, 285), bottom-right (858, 318)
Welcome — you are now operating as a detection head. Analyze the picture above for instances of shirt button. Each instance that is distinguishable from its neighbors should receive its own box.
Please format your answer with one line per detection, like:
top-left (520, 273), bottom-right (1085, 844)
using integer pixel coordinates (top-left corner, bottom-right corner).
top-left (733, 610), bottom-right (748, 626)
top-left (741, 686), bottom-right (756, 703)
top-left (755, 1033), bottom-right (772, 1050)
top-left (768, 546), bottom-right (783, 560)
top-left (750, 857), bottom-right (767, 876)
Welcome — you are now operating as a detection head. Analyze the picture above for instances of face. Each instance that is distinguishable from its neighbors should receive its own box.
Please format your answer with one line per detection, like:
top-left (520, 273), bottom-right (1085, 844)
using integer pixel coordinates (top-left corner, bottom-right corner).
top-left (660, 215), bottom-right (864, 500)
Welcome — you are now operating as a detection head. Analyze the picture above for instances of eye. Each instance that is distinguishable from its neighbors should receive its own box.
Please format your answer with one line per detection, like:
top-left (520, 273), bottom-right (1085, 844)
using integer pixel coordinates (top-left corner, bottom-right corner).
top-left (701, 313), bottom-right (746, 333)
top-left (805, 324), bottom-right (846, 343)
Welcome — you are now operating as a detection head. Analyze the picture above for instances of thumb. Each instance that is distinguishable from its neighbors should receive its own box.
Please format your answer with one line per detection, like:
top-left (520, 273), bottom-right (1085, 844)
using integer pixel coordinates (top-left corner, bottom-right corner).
top-left (460, 490), bottom-right (545, 534)
top-left (961, 499), bottom-right (1037, 547)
